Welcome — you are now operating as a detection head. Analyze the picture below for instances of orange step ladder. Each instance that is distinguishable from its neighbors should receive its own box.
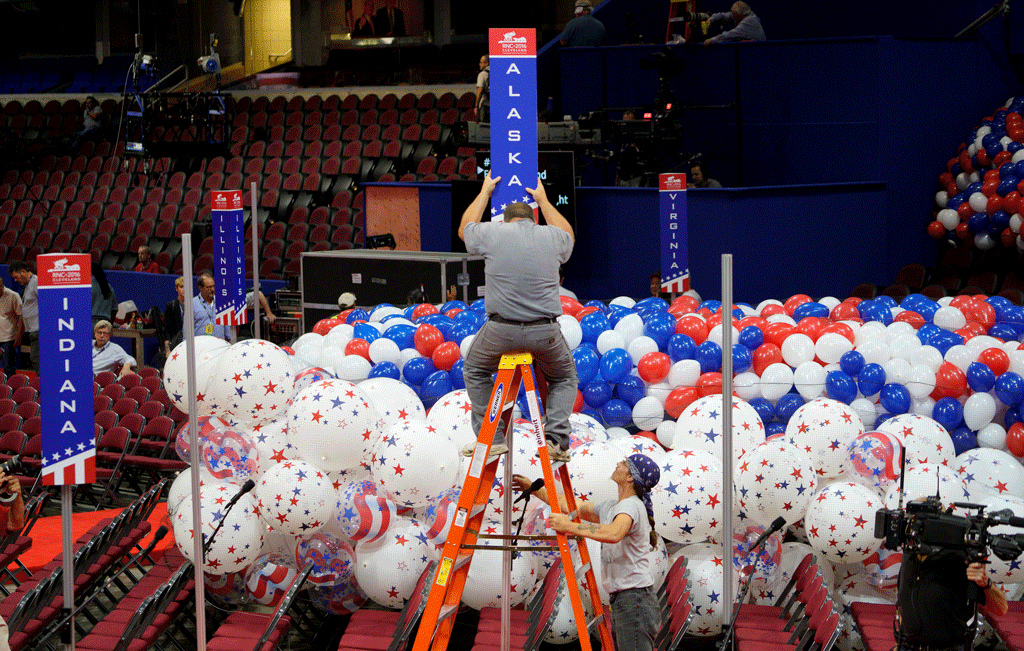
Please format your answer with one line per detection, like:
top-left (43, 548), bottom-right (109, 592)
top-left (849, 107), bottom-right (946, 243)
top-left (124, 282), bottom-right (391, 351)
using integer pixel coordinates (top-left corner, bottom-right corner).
top-left (411, 352), bottom-right (616, 651)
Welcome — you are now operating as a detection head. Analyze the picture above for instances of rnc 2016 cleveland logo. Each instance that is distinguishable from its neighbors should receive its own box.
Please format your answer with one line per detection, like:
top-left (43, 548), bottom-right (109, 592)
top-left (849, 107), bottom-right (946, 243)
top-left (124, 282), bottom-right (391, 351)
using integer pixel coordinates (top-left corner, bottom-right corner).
top-left (491, 28), bottom-right (535, 56)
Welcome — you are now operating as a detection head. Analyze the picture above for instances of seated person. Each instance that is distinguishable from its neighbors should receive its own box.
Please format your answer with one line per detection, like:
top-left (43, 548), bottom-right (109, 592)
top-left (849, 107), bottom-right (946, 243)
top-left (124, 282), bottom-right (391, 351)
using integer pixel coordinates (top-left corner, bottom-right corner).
top-left (133, 246), bottom-right (161, 273)
top-left (688, 161), bottom-right (722, 188)
top-left (92, 320), bottom-right (136, 377)
top-left (704, 1), bottom-right (765, 44)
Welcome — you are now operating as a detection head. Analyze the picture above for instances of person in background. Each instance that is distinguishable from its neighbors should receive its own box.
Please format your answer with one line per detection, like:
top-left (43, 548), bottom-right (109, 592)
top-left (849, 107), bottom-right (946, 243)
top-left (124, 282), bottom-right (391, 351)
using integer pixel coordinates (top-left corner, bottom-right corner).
top-left (688, 161), bottom-right (722, 188)
top-left (193, 273), bottom-right (229, 341)
top-left (512, 453), bottom-right (662, 651)
top-left (162, 276), bottom-right (187, 355)
top-left (475, 55), bottom-right (490, 123)
top-left (70, 96), bottom-right (103, 153)
top-left (8, 261), bottom-right (38, 374)
top-left (336, 292), bottom-right (356, 317)
top-left (352, 0), bottom-right (376, 37)
top-left (703, 1), bottom-right (765, 45)
top-left (373, 0), bottom-right (405, 37)
top-left (0, 277), bottom-right (22, 378)
top-left (560, 0), bottom-right (606, 47)
top-left (92, 320), bottom-right (136, 377)
top-left (91, 266), bottom-right (118, 323)
top-left (133, 246), bottom-right (161, 273)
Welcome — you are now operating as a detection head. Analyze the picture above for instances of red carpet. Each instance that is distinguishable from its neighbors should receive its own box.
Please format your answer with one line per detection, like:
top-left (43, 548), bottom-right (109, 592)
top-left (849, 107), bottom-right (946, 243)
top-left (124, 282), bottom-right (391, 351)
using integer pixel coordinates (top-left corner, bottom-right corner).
top-left (16, 501), bottom-right (172, 574)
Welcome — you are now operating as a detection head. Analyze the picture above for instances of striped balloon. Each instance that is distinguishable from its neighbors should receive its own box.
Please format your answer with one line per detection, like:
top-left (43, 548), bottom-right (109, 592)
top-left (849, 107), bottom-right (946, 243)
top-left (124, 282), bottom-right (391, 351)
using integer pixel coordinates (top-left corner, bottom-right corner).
top-left (424, 486), bottom-right (461, 544)
top-left (245, 552), bottom-right (298, 606)
top-left (336, 480), bottom-right (397, 543)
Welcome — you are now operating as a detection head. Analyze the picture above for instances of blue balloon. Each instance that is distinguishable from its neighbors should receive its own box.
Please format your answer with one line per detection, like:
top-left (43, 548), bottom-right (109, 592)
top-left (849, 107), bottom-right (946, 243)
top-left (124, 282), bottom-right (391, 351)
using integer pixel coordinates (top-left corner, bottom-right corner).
top-left (738, 326), bottom-right (765, 351)
top-left (995, 372), bottom-right (1024, 406)
top-left (765, 422), bottom-right (786, 437)
top-left (420, 370), bottom-right (453, 407)
top-left (732, 344), bottom-right (752, 374)
top-left (875, 295), bottom-right (898, 309)
top-left (470, 298), bottom-right (487, 314)
top-left (667, 334), bottom-right (696, 362)
top-left (839, 350), bottom-right (865, 377)
top-left (792, 302), bottom-right (829, 320)
top-left (968, 212), bottom-right (989, 233)
top-left (857, 364), bottom-right (886, 396)
top-left (951, 427), bottom-right (978, 456)
top-left (874, 413), bottom-right (895, 430)
top-left (582, 408), bottom-right (601, 423)
top-left (992, 209), bottom-right (1012, 229)
top-left (371, 303), bottom-right (397, 315)
top-left (635, 296), bottom-right (668, 312)
top-left (825, 371), bottom-right (857, 404)
top-left (368, 361), bottom-right (400, 380)
top-left (380, 313), bottom-right (406, 324)
top-left (384, 323), bottom-right (416, 349)
top-left (775, 394), bottom-right (805, 423)
top-left (573, 347), bottom-right (600, 385)
top-left (450, 359), bottom-right (465, 389)
top-left (353, 323), bottom-right (380, 343)
top-left (879, 383), bottom-right (911, 415)
top-left (643, 312), bottom-right (676, 349)
top-left (695, 341), bottom-right (722, 374)
top-left (440, 300), bottom-right (468, 313)
top-left (966, 362), bottom-right (996, 393)
top-left (584, 300), bottom-right (611, 315)
top-left (1005, 405), bottom-right (1021, 429)
top-left (346, 308), bottom-right (370, 324)
top-left (616, 375), bottom-right (645, 407)
top-left (582, 381), bottom-right (613, 408)
top-left (447, 321), bottom-right (474, 344)
top-left (580, 312), bottom-right (612, 344)
top-left (607, 304), bottom-right (636, 327)
top-left (748, 397), bottom-right (774, 424)
top-left (599, 348), bottom-right (632, 384)
top-left (601, 399), bottom-right (632, 428)
top-left (403, 357), bottom-right (437, 385)
top-left (932, 397), bottom-right (965, 431)
top-left (989, 323), bottom-right (1020, 341)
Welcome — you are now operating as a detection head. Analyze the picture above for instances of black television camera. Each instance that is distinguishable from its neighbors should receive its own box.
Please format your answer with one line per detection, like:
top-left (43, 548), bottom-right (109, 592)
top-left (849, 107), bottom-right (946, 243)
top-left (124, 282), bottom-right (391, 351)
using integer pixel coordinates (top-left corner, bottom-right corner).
top-left (875, 494), bottom-right (1024, 563)
top-left (0, 455), bottom-right (22, 505)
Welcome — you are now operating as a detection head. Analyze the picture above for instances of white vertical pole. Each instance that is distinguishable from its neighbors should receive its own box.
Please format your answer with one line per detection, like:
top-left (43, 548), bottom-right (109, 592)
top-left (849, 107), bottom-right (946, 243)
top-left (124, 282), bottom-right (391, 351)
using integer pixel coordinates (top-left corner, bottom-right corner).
top-left (250, 182), bottom-right (261, 340)
top-left (721, 254), bottom-right (735, 629)
top-left (502, 438), bottom-right (512, 651)
top-left (182, 233), bottom-right (207, 651)
top-left (61, 485), bottom-right (74, 651)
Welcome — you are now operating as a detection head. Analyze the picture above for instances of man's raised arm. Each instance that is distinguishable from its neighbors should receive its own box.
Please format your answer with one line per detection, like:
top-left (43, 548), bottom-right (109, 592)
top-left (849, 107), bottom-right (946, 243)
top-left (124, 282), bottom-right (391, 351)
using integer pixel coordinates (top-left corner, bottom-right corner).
top-left (458, 172), bottom-right (501, 241)
top-left (526, 178), bottom-right (574, 241)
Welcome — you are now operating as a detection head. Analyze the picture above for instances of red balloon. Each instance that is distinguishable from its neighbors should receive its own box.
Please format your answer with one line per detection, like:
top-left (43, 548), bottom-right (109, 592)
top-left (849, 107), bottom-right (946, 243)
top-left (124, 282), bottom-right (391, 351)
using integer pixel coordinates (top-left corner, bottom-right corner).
top-left (794, 317), bottom-right (826, 342)
top-left (977, 150), bottom-right (993, 169)
top-left (953, 327), bottom-right (976, 342)
top-left (695, 372), bottom-right (723, 397)
top-left (972, 301), bottom-right (996, 330)
top-left (783, 294), bottom-right (813, 316)
top-left (573, 390), bottom-right (584, 413)
top-left (560, 296), bottom-right (584, 317)
top-left (1008, 422), bottom-right (1024, 457)
top-left (956, 201), bottom-right (975, 220)
top-left (977, 347), bottom-right (1010, 376)
top-left (312, 318), bottom-right (341, 336)
top-left (752, 343), bottom-right (783, 376)
top-left (948, 295), bottom-right (974, 310)
top-left (927, 221), bottom-right (947, 239)
top-left (344, 338), bottom-right (371, 361)
top-left (759, 303), bottom-right (786, 318)
top-left (1005, 191), bottom-right (1022, 215)
top-left (637, 352), bottom-right (671, 384)
top-left (893, 310), bottom-right (925, 329)
top-left (763, 322), bottom-right (795, 348)
top-left (431, 341), bottom-right (461, 371)
top-left (444, 308), bottom-right (463, 318)
top-left (984, 169), bottom-right (1001, 183)
top-left (1002, 228), bottom-right (1017, 248)
top-left (576, 306), bottom-right (600, 321)
top-left (675, 315), bottom-right (708, 344)
top-left (412, 303), bottom-right (439, 320)
top-left (993, 150), bottom-right (1014, 167)
top-left (282, 346), bottom-right (295, 355)
top-left (671, 295), bottom-right (700, 313)
top-left (956, 222), bottom-right (971, 240)
top-left (664, 387), bottom-right (700, 418)
top-left (982, 179), bottom-right (999, 196)
top-left (987, 195), bottom-right (1005, 214)
top-left (821, 322), bottom-right (856, 343)
top-left (414, 324), bottom-right (444, 357)
top-left (931, 362), bottom-right (967, 400)
top-left (737, 316), bottom-right (768, 331)
top-left (829, 302), bottom-right (861, 321)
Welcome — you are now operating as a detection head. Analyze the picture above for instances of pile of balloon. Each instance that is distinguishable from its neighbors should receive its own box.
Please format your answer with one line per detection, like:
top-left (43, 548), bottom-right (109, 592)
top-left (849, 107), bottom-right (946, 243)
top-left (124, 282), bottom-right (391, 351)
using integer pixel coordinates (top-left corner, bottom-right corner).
top-left (161, 288), bottom-right (1024, 650)
top-left (929, 95), bottom-right (1024, 251)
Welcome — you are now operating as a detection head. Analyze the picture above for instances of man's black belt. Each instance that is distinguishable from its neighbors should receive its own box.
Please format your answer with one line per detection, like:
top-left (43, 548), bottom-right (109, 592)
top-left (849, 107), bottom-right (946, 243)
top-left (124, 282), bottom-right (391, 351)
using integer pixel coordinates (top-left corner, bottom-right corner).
top-left (488, 315), bottom-right (557, 326)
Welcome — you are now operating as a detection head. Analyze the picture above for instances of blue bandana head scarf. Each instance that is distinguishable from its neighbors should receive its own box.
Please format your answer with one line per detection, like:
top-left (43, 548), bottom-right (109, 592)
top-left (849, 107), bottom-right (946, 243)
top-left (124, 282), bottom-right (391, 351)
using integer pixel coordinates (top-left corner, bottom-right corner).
top-left (626, 454), bottom-right (660, 519)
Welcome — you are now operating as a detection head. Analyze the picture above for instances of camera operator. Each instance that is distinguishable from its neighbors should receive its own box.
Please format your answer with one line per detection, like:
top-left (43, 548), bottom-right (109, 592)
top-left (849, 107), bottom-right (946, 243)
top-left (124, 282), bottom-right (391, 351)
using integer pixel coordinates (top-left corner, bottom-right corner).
top-left (0, 467), bottom-right (24, 534)
top-left (703, 2), bottom-right (765, 45)
top-left (895, 504), bottom-right (1008, 650)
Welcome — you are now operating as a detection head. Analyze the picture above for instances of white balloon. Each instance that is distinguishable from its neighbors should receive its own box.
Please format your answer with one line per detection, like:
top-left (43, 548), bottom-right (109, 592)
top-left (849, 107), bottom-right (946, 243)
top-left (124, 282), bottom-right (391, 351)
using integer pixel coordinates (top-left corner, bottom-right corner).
top-left (459, 334), bottom-right (476, 359)
top-left (850, 398), bottom-right (878, 429)
top-left (906, 365), bottom-right (936, 400)
top-left (766, 314), bottom-right (796, 326)
top-left (756, 299), bottom-right (784, 314)
top-left (912, 397), bottom-right (935, 416)
top-left (977, 423), bottom-right (1007, 450)
top-left (325, 323), bottom-right (354, 348)
top-left (818, 296), bottom-right (841, 311)
top-left (944, 344), bottom-right (975, 373)
top-left (632, 396), bottom-right (665, 431)
top-left (975, 233), bottom-right (996, 250)
top-left (969, 191), bottom-right (989, 213)
top-left (814, 332), bottom-right (853, 364)
top-left (955, 172), bottom-right (970, 190)
top-left (733, 372), bottom-right (761, 401)
top-left (907, 345), bottom-right (943, 372)
top-left (370, 305), bottom-right (403, 322)
top-left (655, 420), bottom-right (676, 448)
top-left (760, 363), bottom-right (794, 402)
top-left (706, 324), bottom-right (739, 347)
top-left (626, 336), bottom-right (658, 366)
top-left (368, 337), bottom-right (402, 366)
top-left (793, 361), bottom-right (826, 400)
top-left (645, 381), bottom-right (673, 405)
top-left (294, 332), bottom-right (325, 351)
top-left (609, 296), bottom-right (636, 308)
top-left (935, 191), bottom-right (949, 209)
top-left (317, 345), bottom-right (347, 370)
top-left (964, 392), bottom-right (997, 431)
top-left (780, 333), bottom-right (814, 367)
top-left (856, 340), bottom-right (892, 367)
top-left (557, 314), bottom-right (583, 350)
top-left (855, 322), bottom-right (887, 346)
top-left (334, 355), bottom-right (372, 382)
top-left (882, 358), bottom-right (912, 386)
top-left (596, 330), bottom-right (627, 355)
top-left (667, 360), bottom-right (701, 388)
top-left (613, 313), bottom-right (644, 346)
top-left (965, 336), bottom-right (1003, 357)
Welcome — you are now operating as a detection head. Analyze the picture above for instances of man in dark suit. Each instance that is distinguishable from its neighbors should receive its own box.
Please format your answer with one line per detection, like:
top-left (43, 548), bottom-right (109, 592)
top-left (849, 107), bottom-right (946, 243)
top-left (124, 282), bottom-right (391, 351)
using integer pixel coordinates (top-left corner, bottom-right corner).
top-left (162, 276), bottom-right (187, 356)
top-left (373, 0), bottom-right (405, 37)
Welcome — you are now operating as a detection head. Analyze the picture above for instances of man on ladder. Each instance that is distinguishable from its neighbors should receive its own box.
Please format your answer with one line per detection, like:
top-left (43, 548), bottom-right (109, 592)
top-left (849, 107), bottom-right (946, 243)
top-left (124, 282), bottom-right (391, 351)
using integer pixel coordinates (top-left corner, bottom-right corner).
top-left (458, 172), bottom-right (576, 463)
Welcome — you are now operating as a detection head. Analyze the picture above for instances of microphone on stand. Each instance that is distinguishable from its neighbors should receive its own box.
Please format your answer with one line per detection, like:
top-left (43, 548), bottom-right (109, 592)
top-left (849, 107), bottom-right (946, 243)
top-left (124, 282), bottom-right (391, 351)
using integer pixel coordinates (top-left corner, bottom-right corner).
top-left (720, 517), bottom-right (787, 651)
top-left (203, 479), bottom-right (257, 556)
top-left (512, 478), bottom-right (545, 559)
top-left (748, 516), bottom-right (786, 553)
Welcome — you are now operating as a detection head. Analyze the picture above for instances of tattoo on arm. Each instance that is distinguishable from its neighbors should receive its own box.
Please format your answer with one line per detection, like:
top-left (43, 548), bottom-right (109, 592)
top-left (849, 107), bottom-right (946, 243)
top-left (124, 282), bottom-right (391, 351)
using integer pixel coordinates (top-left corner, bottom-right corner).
top-left (578, 522), bottom-right (602, 535)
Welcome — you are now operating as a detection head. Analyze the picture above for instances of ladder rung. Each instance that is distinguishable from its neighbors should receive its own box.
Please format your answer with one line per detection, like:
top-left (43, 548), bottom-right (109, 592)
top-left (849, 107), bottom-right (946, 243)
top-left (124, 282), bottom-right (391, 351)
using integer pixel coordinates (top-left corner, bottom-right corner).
top-left (586, 615), bottom-right (604, 632)
top-left (438, 603), bottom-right (458, 623)
top-left (452, 552), bottom-right (473, 571)
top-left (574, 562), bottom-right (592, 581)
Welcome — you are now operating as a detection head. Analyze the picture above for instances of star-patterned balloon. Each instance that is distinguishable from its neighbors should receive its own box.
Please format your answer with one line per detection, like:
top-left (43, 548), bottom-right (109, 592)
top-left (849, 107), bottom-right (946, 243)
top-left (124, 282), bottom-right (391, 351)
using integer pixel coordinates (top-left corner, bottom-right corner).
top-left (358, 377), bottom-right (426, 433)
top-left (735, 440), bottom-right (817, 529)
top-left (861, 545), bottom-right (901, 589)
top-left (423, 486), bottom-right (461, 545)
top-left (255, 460), bottom-right (336, 537)
top-left (651, 449), bottom-right (723, 544)
top-left (425, 389), bottom-right (475, 449)
top-left (672, 395), bottom-right (765, 468)
top-left (369, 419), bottom-right (460, 508)
top-left (336, 479), bottom-right (397, 543)
top-left (844, 430), bottom-right (903, 491)
top-left (836, 572), bottom-right (896, 651)
top-left (804, 481), bottom-right (883, 563)
top-left (208, 339), bottom-right (296, 425)
top-left (569, 412), bottom-right (608, 449)
top-left (461, 535), bottom-right (539, 609)
top-left (954, 448), bottom-right (1024, 501)
top-left (173, 480), bottom-right (264, 574)
top-left (163, 336), bottom-right (231, 412)
top-left (748, 542), bottom-right (835, 606)
top-left (294, 366), bottom-right (335, 392)
top-left (175, 415), bottom-right (234, 463)
top-left (883, 463), bottom-right (969, 507)
top-left (978, 493), bottom-right (1024, 583)
top-left (245, 552), bottom-right (298, 606)
top-left (310, 575), bottom-right (367, 615)
top-left (677, 542), bottom-right (725, 636)
top-left (287, 379), bottom-right (384, 472)
top-left (295, 532), bottom-right (356, 587)
top-left (875, 413), bottom-right (954, 468)
top-left (732, 522), bottom-right (783, 580)
top-left (353, 517), bottom-right (439, 608)
top-left (543, 576), bottom-right (589, 644)
top-left (244, 416), bottom-right (294, 478)
top-left (783, 398), bottom-right (864, 480)
top-left (201, 427), bottom-right (259, 483)
top-left (168, 467), bottom-right (220, 517)
top-left (608, 434), bottom-right (668, 464)
top-left (566, 442), bottom-right (627, 508)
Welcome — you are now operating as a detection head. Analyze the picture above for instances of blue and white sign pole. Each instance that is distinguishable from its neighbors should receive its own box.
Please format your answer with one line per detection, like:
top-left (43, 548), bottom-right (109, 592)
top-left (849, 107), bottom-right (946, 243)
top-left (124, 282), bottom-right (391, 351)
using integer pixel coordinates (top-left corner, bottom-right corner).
top-left (212, 190), bottom-right (247, 341)
top-left (659, 173), bottom-right (691, 295)
top-left (489, 28), bottom-right (538, 221)
top-left (38, 252), bottom-right (95, 650)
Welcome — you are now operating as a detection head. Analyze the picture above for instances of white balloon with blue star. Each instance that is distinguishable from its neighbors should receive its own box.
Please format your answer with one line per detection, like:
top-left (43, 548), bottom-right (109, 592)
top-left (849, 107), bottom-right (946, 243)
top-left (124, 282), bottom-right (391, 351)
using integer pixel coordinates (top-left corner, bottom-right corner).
top-left (173, 479), bottom-right (263, 575)
top-left (369, 419), bottom-right (460, 508)
top-left (672, 395), bottom-right (765, 469)
top-left (875, 413), bottom-right (954, 468)
top-left (783, 397), bottom-right (864, 481)
top-left (358, 377), bottom-right (426, 432)
top-left (287, 379), bottom-right (384, 472)
top-left (425, 389), bottom-right (476, 449)
top-left (163, 336), bottom-right (231, 412)
top-left (353, 517), bottom-right (439, 608)
top-left (207, 339), bottom-right (296, 424)
top-left (735, 439), bottom-right (817, 529)
top-left (978, 493), bottom-right (1024, 583)
top-left (461, 534), bottom-right (539, 609)
top-left (883, 462), bottom-right (968, 507)
top-left (566, 441), bottom-right (626, 508)
top-left (255, 460), bottom-right (337, 537)
top-left (954, 447), bottom-right (1024, 501)
top-left (244, 416), bottom-right (293, 478)
top-left (677, 542), bottom-right (725, 636)
top-left (804, 481), bottom-right (883, 563)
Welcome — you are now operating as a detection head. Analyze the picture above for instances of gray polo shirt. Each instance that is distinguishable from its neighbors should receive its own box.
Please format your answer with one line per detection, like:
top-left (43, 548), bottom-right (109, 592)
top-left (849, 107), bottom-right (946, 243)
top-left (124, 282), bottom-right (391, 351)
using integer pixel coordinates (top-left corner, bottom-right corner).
top-left (464, 218), bottom-right (572, 322)
top-left (21, 274), bottom-right (38, 333)
top-left (593, 496), bottom-right (654, 593)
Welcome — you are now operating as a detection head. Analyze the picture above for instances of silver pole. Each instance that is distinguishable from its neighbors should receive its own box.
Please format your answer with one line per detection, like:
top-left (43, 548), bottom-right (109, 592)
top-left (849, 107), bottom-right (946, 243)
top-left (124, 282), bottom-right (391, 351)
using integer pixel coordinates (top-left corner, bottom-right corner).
top-left (501, 442), bottom-right (512, 651)
top-left (61, 485), bottom-right (74, 651)
top-left (250, 182), bottom-right (261, 340)
top-left (182, 233), bottom-right (207, 651)
top-left (721, 253), bottom-right (735, 625)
